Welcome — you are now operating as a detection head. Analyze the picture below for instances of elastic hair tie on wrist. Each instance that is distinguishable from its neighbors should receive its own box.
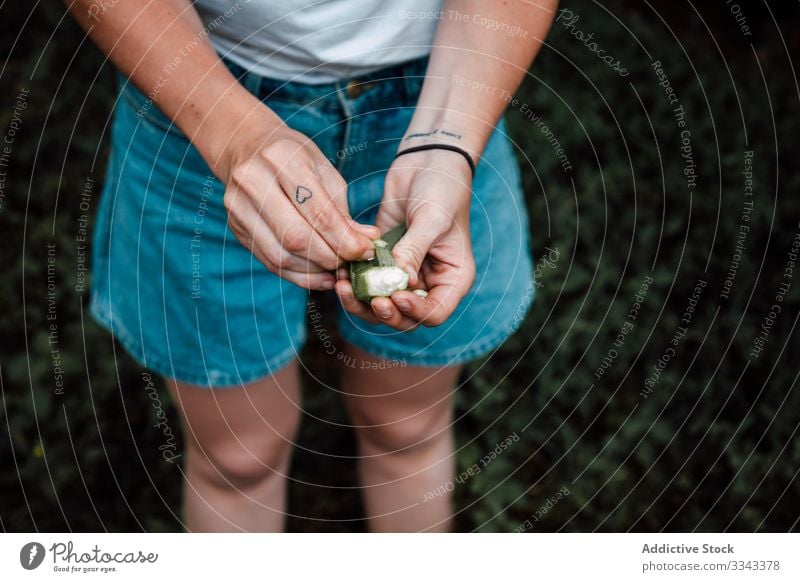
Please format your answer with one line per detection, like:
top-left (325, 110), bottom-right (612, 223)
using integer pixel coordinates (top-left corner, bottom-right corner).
top-left (394, 143), bottom-right (477, 178)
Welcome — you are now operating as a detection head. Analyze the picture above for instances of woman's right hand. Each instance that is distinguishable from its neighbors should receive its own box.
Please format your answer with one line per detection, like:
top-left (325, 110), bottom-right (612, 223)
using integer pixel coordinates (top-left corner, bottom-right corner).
top-left (220, 115), bottom-right (380, 290)
top-left (67, 0), bottom-right (380, 289)
top-left (64, 0), bottom-right (378, 291)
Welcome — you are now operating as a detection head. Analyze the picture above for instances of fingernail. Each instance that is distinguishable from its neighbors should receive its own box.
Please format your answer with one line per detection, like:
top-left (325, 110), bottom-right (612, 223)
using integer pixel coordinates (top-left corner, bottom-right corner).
top-left (377, 308), bottom-right (392, 319)
top-left (395, 298), bottom-right (411, 311)
top-left (360, 249), bottom-right (375, 260)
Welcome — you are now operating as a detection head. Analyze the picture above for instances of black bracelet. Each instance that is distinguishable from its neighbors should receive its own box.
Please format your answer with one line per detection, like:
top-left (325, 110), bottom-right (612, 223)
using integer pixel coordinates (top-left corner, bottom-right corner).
top-left (394, 143), bottom-right (477, 177)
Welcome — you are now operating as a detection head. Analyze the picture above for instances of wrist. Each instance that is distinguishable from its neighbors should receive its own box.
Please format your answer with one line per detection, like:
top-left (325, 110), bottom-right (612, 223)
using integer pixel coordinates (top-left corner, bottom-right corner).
top-left (184, 81), bottom-right (284, 183)
top-left (388, 148), bottom-right (474, 218)
top-left (402, 106), bottom-right (490, 161)
top-left (395, 143), bottom-right (476, 178)
top-left (400, 126), bottom-right (484, 168)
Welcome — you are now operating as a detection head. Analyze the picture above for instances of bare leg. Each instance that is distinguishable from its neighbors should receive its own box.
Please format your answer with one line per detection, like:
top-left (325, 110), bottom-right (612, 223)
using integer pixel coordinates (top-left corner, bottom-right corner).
top-left (165, 361), bottom-right (301, 532)
top-left (340, 345), bottom-right (461, 532)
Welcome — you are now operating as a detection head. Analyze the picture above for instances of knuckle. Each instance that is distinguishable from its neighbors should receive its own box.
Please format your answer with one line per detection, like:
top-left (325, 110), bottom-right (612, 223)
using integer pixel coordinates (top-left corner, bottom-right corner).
top-left (262, 138), bottom-right (287, 158)
top-left (223, 196), bottom-right (234, 214)
top-left (307, 202), bottom-right (334, 230)
top-left (261, 142), bottom-right (292, 169)
top-left (338, 237), bottom-right (368, 260)
top-left (281, 224), bottom-right (309, 253)
top-left (287, 274), bottom-right (312, 290)
top-left (223, 189), bottom-right (240, 213)
top-left (228, 221), bottom-right (249, 244)
top-left (396, 242), bottom-right (425, 267)
top-left (274, 252), bottom-right (295, 271)
top-left (265, 137), bottom-right (309, 168)
top-left (229, 164), bottom-right (250, 187)
top-left (316, 251), bottom-right (341, 271)
top-left (423, 205), bottom-right (453, 226)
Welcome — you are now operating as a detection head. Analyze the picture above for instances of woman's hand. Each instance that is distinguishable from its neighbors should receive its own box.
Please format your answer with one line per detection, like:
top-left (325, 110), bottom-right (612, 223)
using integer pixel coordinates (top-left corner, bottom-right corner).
top-left (65, 0), bottom-right (378, 290)
top-left (336, 149), bottom-right (476, 329)
top-left (221, 113), bottom-right (380, 290)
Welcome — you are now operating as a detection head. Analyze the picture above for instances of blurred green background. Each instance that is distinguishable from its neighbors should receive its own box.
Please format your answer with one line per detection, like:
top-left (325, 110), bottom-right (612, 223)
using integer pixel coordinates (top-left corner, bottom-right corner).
top-left (2, 0), bottom-right (799, 532)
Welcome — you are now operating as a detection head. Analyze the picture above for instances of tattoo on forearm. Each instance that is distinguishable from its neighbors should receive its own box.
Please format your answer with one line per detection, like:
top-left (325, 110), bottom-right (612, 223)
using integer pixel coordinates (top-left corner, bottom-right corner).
top-left (405, 128), bottom-right (462, 140)
top-left (295, 185), bottom-right (313, 204)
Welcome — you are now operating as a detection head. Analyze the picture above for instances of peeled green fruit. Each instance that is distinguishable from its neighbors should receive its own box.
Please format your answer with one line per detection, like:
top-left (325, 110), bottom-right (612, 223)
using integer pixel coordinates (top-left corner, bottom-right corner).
top-left (350, 224), bottom-right (409, 301)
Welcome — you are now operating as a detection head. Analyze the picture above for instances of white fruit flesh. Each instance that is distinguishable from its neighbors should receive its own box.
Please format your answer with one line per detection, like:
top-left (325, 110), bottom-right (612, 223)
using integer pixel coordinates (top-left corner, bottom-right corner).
top-left (364, 267), bottom-right (409, 297)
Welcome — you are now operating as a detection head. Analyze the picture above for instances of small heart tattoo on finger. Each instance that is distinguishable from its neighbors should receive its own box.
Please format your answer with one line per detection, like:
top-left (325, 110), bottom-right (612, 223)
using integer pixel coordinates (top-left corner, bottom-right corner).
top-left (295, 185), bottom-right (313, 204)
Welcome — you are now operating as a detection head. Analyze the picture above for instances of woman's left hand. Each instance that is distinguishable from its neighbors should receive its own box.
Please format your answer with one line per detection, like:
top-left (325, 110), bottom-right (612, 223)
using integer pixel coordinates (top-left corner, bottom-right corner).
top-left (335, 149), bottom-right (477, 330)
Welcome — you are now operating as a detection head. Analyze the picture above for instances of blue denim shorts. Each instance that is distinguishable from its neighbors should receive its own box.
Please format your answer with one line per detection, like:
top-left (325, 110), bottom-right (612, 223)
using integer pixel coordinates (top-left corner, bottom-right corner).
top-left (90, 56), bottom-right (536, 387)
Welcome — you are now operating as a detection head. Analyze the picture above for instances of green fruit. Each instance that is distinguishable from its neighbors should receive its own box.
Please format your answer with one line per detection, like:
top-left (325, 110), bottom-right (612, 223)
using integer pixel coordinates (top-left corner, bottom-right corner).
top-left (350, 224), bottom-right (409, 301)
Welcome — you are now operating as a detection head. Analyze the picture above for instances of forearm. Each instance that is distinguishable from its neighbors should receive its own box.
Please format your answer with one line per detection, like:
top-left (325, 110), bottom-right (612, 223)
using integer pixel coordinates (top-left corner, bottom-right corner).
top-left (404, 0), bottom-right (559, 160)
top-left (66, 0), bottom-right (279, 179)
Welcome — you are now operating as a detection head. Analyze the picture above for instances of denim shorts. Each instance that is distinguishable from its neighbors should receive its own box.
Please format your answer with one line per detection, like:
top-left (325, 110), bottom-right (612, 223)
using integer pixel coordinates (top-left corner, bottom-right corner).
top-left (90, 56), bottom-right (536, 387)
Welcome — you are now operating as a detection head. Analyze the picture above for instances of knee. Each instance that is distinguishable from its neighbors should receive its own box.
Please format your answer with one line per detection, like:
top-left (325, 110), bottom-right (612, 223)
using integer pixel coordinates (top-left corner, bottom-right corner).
top-left (188, 420), bottom-right (299, 490)
top-left (354, 408), bottom-right (451, 456)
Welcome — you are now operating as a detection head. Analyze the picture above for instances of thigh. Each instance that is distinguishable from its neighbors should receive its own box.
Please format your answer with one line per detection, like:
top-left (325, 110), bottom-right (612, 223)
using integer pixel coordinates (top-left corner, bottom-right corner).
top-left (90, 74), bottom-right (311, 387)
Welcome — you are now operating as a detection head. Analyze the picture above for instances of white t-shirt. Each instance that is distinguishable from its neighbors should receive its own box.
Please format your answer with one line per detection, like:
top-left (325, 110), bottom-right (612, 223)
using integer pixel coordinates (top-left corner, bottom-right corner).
top-left (195, 0), bottom-right (444, 83)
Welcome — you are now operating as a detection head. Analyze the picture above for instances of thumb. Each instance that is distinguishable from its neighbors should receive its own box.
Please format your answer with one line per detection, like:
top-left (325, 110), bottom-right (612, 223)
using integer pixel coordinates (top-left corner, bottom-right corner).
top-left (374, 195), bottom-right (405, 235)
top-left (375, 169), bottom-right (410, 233)
top-left (391, 211), bottom-right (448, 286)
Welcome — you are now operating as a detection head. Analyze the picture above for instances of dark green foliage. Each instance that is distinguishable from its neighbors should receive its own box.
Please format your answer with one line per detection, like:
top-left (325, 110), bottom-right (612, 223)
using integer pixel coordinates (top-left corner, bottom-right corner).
top-left (1, 1), bottom-right (798, 532)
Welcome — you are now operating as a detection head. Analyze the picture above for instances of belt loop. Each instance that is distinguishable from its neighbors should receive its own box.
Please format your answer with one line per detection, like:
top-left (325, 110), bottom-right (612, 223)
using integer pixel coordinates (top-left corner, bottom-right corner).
top-left (335, 81), bottom-right (354, 118)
